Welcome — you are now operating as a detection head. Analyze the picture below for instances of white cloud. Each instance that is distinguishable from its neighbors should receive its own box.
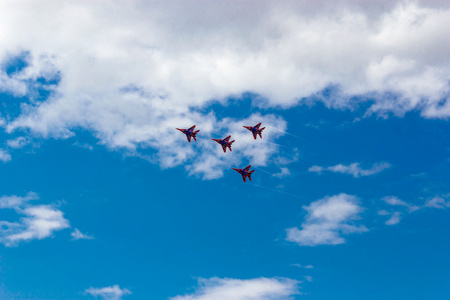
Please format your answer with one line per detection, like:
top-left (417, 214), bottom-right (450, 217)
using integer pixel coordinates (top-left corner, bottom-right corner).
top-left (1, 205), bottom-right (70, 246)
top-left (304, 276), bottom-right (313, 282)
top-left (0, 192), bottom-right (70, 247)
top-left (0, 70), bottom-right (28, 97)
top-left (309, 162), bottom-right (390, 177)
top-left (0, 1), bottom-right (448, 176)
top-left (382, 196), bottom-right (420, 212)
top-left (0, 192), bottom-right (38, 209)
top-left (383, 196), bottom-right (409, 206)
top-left (291, 263), bottom-right (314, 269)
top-left (286, 193), bottom-right (367, 246)
top-left (84, 285), bottom-right (131, 300)
top-left (378, 194), bottom-right (450, 225)
top-left (377, 209), bottom-right (390, 216)
top-left (385, 211), bottom-right (402, 225)
top-left (273, 167), bottom-right (291, 178)
top-left (170, 277), bottom-right (299, 300)
top-left (0, 148), bottom-right (11, 162)
top-left (378, 196), bottom-right (418, 225)
top-left (6, 136), bottom-right (30, 149)
top-left (73, 142), bottom-right (94, 151)
top-left (424, 195), bottom-right (450, 209)
top-left (71, 228), bottom-right (94, 240)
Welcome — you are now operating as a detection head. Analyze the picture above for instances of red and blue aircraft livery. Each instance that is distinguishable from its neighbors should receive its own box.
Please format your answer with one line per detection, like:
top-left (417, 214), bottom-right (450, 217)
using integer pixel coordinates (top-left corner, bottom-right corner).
top-left (212, 135), bottom-right (235, 153)
top-left (176, 125), bottom-right (200, 142)
top-left (232, 165), bottom-right (255, 182)
top-left (243, 122), bottom-right (265, 140)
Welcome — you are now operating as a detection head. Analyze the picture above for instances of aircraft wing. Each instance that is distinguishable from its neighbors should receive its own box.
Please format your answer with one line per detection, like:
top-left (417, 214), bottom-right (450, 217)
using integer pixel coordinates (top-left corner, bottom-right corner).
top-left (244, 165), bottom-right (251, 171)
top-left (224, 135), bottom-right (231, 141)
top-left (188, 125), bottom-right (196, 130)
top-left (222, 144), bottom-right (227, 153)
top-left (186, 135), bottom-right (191, 142)
top-left (252, 131), bottom-right (257, 139)
top-left (255, 123), bottom-right (261, 128)
top-left (242, 174), bottom-right (247, 182)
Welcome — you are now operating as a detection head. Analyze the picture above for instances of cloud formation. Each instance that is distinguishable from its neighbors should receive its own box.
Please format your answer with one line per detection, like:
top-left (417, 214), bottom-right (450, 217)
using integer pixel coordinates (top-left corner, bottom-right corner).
top-left (286, 193), bottom-right (367, 246)
top-left (309, 162), bottom-right (391, 177)
top-left (378, 194), bottom-right (450, 225)
top-left (0, 1), bottom-right (449, 175)
top-left (170, 277), bottom-right (299, 300)
top-left (385, 211), bottom-right (402, 225)
top-left (0, 148), bottom-right (11, 162)
top-left (84, 285), bottom-right (131, 300)
top-left (0, 192), bottom-right (70, 247)
top-left (382, 196), bottom-right (420, 212)
top-left (71, 228), bottom-right (94, 240)
top-left (6, 136), bottom-right (31, 149)
top-left (424, 195), bottom-right (450, 209)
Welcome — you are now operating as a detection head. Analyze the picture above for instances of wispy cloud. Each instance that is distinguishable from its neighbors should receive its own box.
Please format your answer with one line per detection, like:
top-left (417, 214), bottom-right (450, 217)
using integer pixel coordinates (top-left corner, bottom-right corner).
top-left (0, 148), bottom-right (11, 162)
top-left (0, 192), bottom-right (38, 208)
top-left (424, 195), bottom-right (450, 209)
top-left (379, 194), bottom-right (450, 225)
top-left (286, 193), bottom-right (367, 246)
top-left (73, 142), bottom-right (94, 151)
top-left (273, 167), bottom-right (291, 178)
top-left (0, 192), bottom-right (70, 247)
top-left (170, 277), bottom-right (300, 300)
top-left (71, 228), bottom-right (94, 240)
top-left (385, 211), bottom-right (402, 225)
top-left (291, 264), bottom-right (314, 269)
top-left (378, 196), bottom-right (415, 225)
top-left (6, 136), bottom-right (30, 149)
top-left (309, 162), bottom-right (391, 177)
top-left (84, 285), bottom-right (131, 300)
top-left (382, 196), bottom-right (420, 212)
top-left (377, 209), bottom-right (390, 216)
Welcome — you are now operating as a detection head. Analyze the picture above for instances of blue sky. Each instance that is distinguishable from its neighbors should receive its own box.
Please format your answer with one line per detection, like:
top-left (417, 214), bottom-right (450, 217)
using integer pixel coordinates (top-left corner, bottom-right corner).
top-left (1, 1), bottom-right (450, 299)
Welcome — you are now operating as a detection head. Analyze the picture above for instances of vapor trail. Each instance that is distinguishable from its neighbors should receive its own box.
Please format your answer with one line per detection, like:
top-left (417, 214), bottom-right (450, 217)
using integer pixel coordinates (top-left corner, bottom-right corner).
top-left (249, 183), bottom-right (307, 201)
top-left (265, 125), bottom-right (307, 141)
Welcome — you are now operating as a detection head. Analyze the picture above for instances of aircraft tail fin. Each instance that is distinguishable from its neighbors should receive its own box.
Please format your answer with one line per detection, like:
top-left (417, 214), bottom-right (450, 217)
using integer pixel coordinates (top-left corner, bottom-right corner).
top-left (248, 169), bottom-right (255, 181)
top-left (192, 130), bottom-right (200, 141)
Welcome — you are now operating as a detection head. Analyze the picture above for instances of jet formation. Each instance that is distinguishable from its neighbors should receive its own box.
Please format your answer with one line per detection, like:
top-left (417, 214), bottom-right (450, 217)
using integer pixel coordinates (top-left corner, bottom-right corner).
top-left (176, 123), bottom-right (264, 182)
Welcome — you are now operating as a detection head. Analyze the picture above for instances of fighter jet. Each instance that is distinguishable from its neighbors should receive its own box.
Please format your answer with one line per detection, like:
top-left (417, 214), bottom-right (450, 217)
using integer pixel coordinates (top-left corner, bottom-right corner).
top-left (243, 122), bottom-right (265, 140)
top-left (212, 135), bottom-right (235, 153)
top-left (232, 165), bottom-right (255, 182)
top-left (176, 125), bottom-right (200, 142)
